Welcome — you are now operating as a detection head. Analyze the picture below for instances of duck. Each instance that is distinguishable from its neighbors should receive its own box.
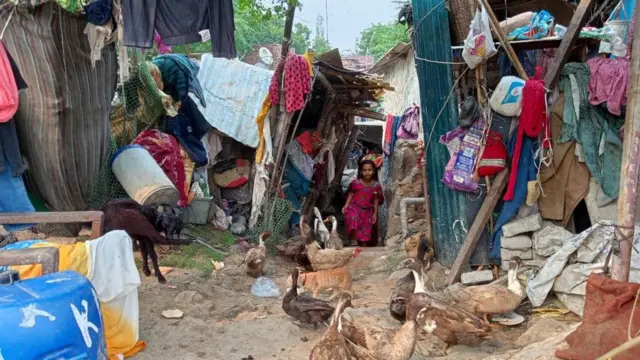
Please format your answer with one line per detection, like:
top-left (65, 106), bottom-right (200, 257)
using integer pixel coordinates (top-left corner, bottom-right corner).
top-left (441, 257), bottom-right (524, 326)
top-left (276, 216), bottom-right (313, 271)
top-left (282, 268), bottom-right (335, 329)
top-left (340, 270), bottom-right (427, 360)
top-left (242, 231), bottom-right (270, 278)
top-left (403, 232), bottom-right (434, 270)
top-left (309, 293), bottom-right (353, 360)
top-left (389, 239), bottom-right (428, 322)
top-left (314, 207), bottom-right (331, 247)
top-left (412, 270), bottom-right (490, 353)
top-left (306, 241), bottom-right (362, 271)
top-left (324, 215), bottom-right (344, 250)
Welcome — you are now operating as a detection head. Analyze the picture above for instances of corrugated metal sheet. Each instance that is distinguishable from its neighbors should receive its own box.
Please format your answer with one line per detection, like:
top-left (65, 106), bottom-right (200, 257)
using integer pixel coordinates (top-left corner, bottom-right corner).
top-left (412, 0), bottom-right (467, 266)
top-left (190, 55), bottom-right (273, 148)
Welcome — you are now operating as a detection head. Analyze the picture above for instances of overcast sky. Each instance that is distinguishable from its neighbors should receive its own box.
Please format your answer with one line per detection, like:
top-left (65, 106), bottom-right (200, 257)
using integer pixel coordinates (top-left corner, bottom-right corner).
top-left (295, 0), bottom-right (398, 53)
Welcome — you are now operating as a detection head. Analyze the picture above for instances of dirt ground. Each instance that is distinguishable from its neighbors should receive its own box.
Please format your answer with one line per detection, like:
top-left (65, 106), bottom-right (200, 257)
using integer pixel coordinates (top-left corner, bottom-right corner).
top-left (131, 236), bottom-right (579, 360)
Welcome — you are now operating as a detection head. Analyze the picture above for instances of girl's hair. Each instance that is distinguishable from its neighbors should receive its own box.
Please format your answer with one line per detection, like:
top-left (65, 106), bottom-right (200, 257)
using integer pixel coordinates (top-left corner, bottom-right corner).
top-left (357, 159), bottom-right (379, 181)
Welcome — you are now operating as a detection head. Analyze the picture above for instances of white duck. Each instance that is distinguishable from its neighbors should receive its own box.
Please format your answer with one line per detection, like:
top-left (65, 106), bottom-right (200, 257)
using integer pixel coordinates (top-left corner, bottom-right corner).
top-left (313, 207), bottom-right (330, 247)
top-left (324, 215), bottom-right (343, 250)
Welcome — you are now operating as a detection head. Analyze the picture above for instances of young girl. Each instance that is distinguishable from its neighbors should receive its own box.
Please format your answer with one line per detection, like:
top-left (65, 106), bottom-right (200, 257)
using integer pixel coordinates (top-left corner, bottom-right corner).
top-left (342, 160), bottom-right (384, 247)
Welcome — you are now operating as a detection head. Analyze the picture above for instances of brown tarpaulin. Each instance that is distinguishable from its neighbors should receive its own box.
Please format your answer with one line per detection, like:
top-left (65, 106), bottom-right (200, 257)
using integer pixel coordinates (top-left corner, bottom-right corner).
top-left (556, 274), bottom-right (640, 360)
top-left (0, 2), bottom-right (117, 211)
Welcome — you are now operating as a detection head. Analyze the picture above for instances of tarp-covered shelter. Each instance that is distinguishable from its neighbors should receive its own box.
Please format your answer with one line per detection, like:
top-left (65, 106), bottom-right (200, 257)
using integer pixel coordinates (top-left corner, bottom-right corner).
top-left (0, 1), bottom-right (117, 211)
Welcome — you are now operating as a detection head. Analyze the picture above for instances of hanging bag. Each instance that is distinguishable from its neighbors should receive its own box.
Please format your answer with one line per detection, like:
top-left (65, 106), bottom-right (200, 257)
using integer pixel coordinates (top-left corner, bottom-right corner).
top-left (462, 5), bottom-right (498, 69)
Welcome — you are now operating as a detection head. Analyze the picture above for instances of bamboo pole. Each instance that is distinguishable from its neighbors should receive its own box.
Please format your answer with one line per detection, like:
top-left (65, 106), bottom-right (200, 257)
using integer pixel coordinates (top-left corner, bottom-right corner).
top-left (611, 0), bottom-right (640, 282)
top-left (477, 0), bottom-right (529, 80)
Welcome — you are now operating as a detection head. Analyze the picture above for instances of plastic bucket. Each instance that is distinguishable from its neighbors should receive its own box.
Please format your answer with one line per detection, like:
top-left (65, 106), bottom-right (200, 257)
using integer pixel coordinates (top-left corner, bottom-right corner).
top-left (111, 145), bottom-right (179, 206)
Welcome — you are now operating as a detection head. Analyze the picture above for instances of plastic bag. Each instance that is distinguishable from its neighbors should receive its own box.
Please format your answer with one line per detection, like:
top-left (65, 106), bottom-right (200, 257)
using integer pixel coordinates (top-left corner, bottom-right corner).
top-left (440, 118), bottom-right (485, 192)
top-left (251, 277), bottom-right (281, 297)
top-left (462, 5), bottom-right (497, 69)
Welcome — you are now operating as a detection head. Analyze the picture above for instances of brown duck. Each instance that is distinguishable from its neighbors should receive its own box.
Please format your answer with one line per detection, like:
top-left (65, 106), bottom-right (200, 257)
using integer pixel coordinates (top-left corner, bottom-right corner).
top-left (282, 268), bottom-right (335, 328)
top-left (277, 216), bottom-right (314, 271)
top-left (389, 239), bottom-right (428, 322)
top-left (441, 257), bottom-right (524, 326)
top-left (411, 272), bottom-right (490, 353)
top-left (242, 231), bottom-right (270, 278)
top-left (309, 293), bottom-right (353, 360)
top-left (341, 271), bottom-right (428, 360)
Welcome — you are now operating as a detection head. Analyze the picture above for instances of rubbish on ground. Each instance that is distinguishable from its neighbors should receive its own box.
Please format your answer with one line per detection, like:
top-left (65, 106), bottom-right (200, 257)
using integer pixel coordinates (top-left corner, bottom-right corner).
top-left (492, 312), bottom-right (525, 326)
top-left (212, 260), bottom-right (224, 271)
top-left (251, 276), bottom-right (281, 297)
top-left (159, 266), bottom-right (173, 275)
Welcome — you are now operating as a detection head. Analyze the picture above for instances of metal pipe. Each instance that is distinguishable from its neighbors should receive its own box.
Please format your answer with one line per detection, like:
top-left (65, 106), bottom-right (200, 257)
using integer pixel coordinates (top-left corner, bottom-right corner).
top-left (400, 197), bottom-right (426, 237)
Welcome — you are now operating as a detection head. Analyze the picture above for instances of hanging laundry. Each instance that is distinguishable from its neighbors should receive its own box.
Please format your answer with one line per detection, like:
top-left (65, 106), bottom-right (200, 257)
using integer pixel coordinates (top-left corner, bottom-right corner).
top-left (269, 54), bottom-right (311, 113)
top-left (587, 56), bottom-right (630, 116)
top-left (84, 20), bottom-right (115, 67)
top-left (152, 54), bottom-right (206, 107)
top-left (0, 45), bottom-right (27, 178)
top-left (154, 31), bottom-right (172, 54)
top-left (164, 97), bottom-right (211, 166)
top-left (558, 63), bottom-right (623, 200)
top-left (84, 0), bottom-right (113, 25)
top-left (382, 114), bottom-right (402, 157)
top-left (397, 105), bottom-right (420, 139)
top-left (0, 41), bottom-right (19, 123)
top-left (504, 79), bottom-right (548, 201)
top-left (131, 130), bottom-right (188, 206)
top-left (122, 0), bottom-right (237, 58)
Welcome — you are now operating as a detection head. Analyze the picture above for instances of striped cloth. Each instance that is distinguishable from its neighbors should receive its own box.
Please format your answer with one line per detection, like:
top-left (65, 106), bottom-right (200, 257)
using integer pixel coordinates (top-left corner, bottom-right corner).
top-left (0, 2), bottom-right (118, 210)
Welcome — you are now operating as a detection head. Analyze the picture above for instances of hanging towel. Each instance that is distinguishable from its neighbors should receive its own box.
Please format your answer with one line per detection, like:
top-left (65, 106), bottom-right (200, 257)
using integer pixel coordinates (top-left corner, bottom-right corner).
top-left (152, 54), bottom-right (205, 107)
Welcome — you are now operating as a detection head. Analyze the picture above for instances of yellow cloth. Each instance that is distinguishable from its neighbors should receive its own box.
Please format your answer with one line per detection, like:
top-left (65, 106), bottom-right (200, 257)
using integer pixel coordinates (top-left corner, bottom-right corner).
top-left (6, 236), bottom-right (145, 360)
top-left (303, 49), bottom-right (314, 77)
top-left (254, 95), bottom-right (272, 165)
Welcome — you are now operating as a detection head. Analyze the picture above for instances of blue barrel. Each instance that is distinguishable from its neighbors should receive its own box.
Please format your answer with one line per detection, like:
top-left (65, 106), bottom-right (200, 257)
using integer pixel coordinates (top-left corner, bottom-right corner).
top-left (0, 270), bottom-right (107, 360)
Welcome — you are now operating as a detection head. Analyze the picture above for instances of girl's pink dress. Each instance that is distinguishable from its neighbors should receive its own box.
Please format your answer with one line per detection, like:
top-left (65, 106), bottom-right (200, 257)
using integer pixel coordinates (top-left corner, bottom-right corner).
top-left (344, 179), bottom-right (384, 243)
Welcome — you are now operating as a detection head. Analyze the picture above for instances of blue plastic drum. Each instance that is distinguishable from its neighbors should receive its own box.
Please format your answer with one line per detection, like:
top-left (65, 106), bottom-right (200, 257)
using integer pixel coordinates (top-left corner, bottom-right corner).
top-left (0, 270), bottom-right (107, 360)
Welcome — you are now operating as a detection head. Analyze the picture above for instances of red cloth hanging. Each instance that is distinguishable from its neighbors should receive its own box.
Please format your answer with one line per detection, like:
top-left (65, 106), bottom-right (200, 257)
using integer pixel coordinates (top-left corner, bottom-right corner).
top-left (504, 79), bottom-right (548, 201)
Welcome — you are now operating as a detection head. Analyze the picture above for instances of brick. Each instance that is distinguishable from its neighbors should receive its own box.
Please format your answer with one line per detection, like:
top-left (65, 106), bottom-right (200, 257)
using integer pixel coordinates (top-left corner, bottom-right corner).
top-left (501, 248), bottom-right (533, 261)
top-left (501, 234), bottom-right (533, 250)
top-left (461, 270), bottom-right (494, 285)
top-left (502, 213), bottom-right (543, 237)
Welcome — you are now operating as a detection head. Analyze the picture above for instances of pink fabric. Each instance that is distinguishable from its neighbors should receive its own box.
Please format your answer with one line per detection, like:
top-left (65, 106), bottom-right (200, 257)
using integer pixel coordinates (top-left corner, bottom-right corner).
top-left (344, 179), bottom-right (384, 243)
top-left (0, 41), bottom-right (18, 123)
top-left (268, 54), bottom-right (311, 112)
top-left (154, 31), bottom-right (172, 54)
top-left (587, 57), bottom-right (630, 116)
top-left (132, 130), bottom-right (188, 207)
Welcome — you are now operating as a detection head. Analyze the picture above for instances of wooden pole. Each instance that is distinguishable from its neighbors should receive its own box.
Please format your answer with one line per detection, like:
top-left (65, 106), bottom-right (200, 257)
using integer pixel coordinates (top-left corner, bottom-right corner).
top-left (446, 169), bottom-right (509, 285)
top-left (477, 0), bottom-right (529, 80)
top-left (611, 0), bottom-right (640, 282)
top-left (543, 0), bottom-right (596, 89)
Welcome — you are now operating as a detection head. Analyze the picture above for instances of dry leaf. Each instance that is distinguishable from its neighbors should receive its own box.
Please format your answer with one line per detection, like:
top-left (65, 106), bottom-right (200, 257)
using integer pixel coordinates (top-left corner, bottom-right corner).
top-left (159, 266), bottom-right (174, 275)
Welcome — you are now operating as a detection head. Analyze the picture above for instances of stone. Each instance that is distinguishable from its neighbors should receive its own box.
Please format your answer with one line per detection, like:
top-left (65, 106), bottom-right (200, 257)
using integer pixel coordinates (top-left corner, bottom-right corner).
top-left (532, 222), bottom-right (573, 257)
top-left (501, 248), bottom-right (533, 261)
top-left (174, 290), bottom-right (205, 305)
top-left (501, 234), bottom-right (533, 250)
top-left (502, 213), bottom-right (543, 237)
top-left (461, 270), bottom-right (494, 285)
top-left (523, 260), bottom-right (547, 268)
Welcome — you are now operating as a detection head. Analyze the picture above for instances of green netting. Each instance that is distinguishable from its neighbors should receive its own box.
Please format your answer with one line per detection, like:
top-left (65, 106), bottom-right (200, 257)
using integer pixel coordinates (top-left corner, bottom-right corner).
top-left (246, 197), bottom-right (294, 248)
top-left (85, 50), bottom-right (167, 210)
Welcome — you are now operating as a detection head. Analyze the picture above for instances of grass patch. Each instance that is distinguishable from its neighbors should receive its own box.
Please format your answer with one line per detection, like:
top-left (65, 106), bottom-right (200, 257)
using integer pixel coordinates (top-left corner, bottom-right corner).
top-left (156, 225), bottom-right (236, 275)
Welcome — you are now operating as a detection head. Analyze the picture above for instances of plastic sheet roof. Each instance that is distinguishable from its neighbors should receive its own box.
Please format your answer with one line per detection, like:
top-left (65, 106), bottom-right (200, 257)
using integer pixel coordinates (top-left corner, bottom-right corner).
top-left (190, 55), bottom-right (273, 148)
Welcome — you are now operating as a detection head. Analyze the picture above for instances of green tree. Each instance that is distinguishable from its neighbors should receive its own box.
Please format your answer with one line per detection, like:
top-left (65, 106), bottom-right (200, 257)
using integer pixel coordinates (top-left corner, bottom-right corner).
top-left (356, 22), bottom-right (410, 61)
top-left (292, 23), bottom-right (312, 54)
top-left (311, 14), bottom-right (331, 54)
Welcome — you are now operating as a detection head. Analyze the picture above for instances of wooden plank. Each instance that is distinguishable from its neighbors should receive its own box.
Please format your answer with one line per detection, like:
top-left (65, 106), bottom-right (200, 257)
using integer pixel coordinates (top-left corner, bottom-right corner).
top-left (543, 0), bottom-right (596, 89)
top-left (446, 169), bottom-right (509, 285)
top-left (0, 211), bottom-right (104, 239)
top-left (338, 106), bottom-right (385, 121)
top-left (611, 0), bottom-right (640, 282)
top-left (479, 0), bottom-right (529, 80)
top-left (0, 247), bottom-right (60, 275)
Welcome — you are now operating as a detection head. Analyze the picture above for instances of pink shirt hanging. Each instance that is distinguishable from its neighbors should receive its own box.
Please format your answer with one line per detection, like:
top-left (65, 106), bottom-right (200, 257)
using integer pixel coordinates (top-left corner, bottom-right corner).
top-left (587, 57), bottom-right (629, 116)
top-left (0, 41), bottom-right (18, 123)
